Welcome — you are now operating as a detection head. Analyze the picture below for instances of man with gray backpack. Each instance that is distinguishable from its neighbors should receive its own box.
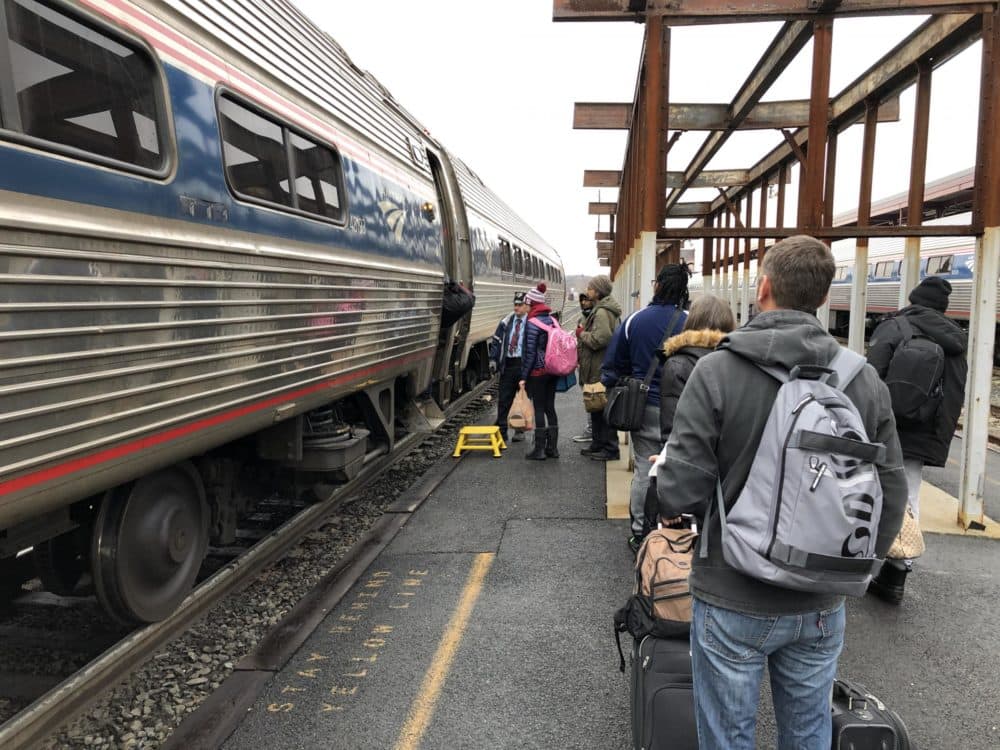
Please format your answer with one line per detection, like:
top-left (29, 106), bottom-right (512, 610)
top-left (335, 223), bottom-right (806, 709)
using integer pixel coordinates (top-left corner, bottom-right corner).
top-left (866, 275), bottom-right (968, 603)
top-left (654, 236), bottom-right (908, 750)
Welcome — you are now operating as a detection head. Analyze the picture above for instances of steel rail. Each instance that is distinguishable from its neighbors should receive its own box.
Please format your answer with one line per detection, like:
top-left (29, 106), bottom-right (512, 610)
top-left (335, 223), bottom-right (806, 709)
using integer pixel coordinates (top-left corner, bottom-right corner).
top-left (0, 383), bottom-right (490, 750)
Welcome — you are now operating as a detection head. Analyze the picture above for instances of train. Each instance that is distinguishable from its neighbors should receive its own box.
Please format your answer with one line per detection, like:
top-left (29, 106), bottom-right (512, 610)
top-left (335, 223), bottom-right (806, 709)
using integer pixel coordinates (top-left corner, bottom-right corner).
top-left (689, 220), bottom-right (997, 344)
top-left (0, 0), bottom-right (563, 623)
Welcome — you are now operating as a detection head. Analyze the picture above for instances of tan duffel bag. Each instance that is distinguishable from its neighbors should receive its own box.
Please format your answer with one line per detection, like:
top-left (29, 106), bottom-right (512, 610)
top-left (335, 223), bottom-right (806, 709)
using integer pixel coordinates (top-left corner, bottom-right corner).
top-left (582, 382), bottom-right (607, 413)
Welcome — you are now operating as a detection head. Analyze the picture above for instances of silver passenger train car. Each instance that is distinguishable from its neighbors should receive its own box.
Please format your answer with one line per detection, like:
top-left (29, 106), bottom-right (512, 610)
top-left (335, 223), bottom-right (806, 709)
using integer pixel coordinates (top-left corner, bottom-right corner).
top-left (690, 223), bottom-right (996, 341)
top-left (0, 0), bottom-right (563, 622)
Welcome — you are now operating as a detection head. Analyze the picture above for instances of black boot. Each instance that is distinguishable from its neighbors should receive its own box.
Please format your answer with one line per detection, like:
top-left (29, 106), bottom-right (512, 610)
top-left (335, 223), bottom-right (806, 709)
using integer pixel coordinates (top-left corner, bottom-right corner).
top-left (525, 429), bottom-right (547, 460)
top-left (545, 426), bottom-right (560, 458)
top-left (869, 561), bottom-right (909, 605)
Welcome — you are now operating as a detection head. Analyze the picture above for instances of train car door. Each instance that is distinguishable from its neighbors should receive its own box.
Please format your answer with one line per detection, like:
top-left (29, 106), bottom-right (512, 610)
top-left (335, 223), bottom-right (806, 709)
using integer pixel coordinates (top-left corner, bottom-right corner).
top-left (426, 147), bottom-right (472, 406)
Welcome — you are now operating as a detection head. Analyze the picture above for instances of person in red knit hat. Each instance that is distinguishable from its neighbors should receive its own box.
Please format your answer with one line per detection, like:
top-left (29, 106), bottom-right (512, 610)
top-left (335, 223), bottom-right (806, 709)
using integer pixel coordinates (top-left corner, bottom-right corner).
top-left (518, 283), bottom-right (560, 460)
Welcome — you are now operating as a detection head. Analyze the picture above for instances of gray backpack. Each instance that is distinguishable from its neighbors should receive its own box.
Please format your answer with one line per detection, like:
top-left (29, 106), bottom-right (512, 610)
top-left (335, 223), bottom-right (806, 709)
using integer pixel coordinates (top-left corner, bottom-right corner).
top-left (706, 348), bottom-right (886, 596)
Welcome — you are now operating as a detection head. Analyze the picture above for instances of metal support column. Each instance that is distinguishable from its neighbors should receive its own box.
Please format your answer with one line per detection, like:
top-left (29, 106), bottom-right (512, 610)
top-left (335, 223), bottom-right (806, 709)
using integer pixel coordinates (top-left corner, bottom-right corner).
top-left (703, 214), bottom-right (715, 294)
top-left (849, 101), bottom-right (878, 353)
top-left (741, 192), bottom-right (753, 324)
top-left (959, 10), bottom-right (1000, 529)
top-left (900, 61), bottom-right (933, 306)
top-left (798, 18), bottom-right (833, 229)
top-left (640, 232), bottom-right (657, 307)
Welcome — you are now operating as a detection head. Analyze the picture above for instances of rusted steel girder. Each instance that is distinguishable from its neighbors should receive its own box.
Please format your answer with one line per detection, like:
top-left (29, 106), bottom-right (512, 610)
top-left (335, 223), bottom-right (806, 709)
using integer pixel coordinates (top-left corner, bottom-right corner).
top-left (799, 18), bottom-right (833, 228)
top-left (696, 13), bottom-right (980, 223)
top-left (974, 11), bottom-right (1000, 226)
top-left (642, 15), bottom-right (669, 233)
top-left (552, 0), bottom-right (995, 23)
top-left (657, 224), bottom-right (976, 239)
top-left (665, 21), bottom-right (813, 215)
top-left (574, 97), bottom-right (900, 130)
top-left (907, 62), bottom-right (933, 227)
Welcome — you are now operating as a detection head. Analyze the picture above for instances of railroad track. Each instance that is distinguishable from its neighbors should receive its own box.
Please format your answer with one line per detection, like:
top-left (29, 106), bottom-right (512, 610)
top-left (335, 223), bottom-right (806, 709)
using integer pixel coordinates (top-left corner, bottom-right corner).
top-left (0, 383), bottom-right (494, 750)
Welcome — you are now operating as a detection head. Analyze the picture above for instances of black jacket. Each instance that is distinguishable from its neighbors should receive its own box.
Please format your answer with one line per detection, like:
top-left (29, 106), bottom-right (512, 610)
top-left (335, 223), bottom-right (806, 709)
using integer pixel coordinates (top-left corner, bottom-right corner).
top-left (658, 329), bottom-right (726, 441)
top-left (867, 305), bottom-right (968, 466)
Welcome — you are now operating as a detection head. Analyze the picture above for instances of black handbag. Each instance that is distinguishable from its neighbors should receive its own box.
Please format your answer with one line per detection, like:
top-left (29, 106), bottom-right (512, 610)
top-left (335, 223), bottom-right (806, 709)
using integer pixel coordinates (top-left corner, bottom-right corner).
top-left (604, 309), bottom-right (683, 432)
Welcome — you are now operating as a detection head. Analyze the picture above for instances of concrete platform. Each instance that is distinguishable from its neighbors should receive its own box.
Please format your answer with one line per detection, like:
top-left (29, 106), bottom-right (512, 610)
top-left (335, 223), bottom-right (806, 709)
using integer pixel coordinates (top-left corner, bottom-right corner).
top-left (221, 393), bottom-right (1000, 750)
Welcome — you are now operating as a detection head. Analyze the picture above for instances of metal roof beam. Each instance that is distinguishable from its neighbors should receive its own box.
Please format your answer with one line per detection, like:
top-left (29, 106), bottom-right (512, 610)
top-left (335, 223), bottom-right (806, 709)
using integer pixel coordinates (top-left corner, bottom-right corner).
top-left (591, 200), bottom-right (715, 217)
top-left (553, 0), bottom-right (993, 24)
top-left (585, 169), bottom-right (783, 188)
top-left (656, 224), bottom-right (976, 239)
top-left (701, 13), bottom-right (981, 218)
top-left (664, 21), bottom-right (814, 214)
top-left (574, 97), bottom-right (899, 130)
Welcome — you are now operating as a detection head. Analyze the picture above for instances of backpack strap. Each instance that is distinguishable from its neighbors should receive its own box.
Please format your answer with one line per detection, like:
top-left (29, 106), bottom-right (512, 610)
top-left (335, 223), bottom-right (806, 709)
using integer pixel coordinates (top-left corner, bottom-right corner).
top-left (894, 315), bottom-right (915, 342)
top-left (527, 317), bottom-right (553, 332)
top-left (825, 346), bottom-right (867, 392)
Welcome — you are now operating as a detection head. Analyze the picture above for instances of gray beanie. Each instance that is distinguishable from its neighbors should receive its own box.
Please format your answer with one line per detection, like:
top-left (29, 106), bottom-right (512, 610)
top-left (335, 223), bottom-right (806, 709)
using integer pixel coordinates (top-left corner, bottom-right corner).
top-left (588, 274), bottom-right (613, 299)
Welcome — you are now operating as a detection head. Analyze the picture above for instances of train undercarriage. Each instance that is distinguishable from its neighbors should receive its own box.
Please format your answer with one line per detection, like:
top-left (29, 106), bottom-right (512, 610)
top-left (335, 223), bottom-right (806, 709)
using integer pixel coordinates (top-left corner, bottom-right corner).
top-left (0, 341), bottom-right (491, 625)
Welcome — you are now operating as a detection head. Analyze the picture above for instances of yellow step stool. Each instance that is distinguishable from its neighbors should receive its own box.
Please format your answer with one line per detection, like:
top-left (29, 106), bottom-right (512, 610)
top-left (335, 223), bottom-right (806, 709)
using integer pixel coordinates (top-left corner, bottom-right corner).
top-left (453, 426), bottom-right (507, 458)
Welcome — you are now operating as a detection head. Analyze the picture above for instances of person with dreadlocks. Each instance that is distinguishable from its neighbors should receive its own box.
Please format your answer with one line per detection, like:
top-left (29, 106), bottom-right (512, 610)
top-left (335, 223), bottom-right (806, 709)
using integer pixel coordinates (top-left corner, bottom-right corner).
top-left (601, 264), bottom-right (689, 554)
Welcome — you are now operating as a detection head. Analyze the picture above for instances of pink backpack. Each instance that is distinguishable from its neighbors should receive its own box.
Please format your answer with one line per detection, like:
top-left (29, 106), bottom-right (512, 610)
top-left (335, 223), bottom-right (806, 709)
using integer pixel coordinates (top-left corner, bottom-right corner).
top-left (528, 318), bottom-right (578, 376)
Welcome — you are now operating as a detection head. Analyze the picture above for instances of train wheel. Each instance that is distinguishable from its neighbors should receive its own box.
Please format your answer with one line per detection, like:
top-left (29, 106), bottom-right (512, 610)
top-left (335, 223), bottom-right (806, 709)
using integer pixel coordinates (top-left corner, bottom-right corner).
top-left (91, 465), bottom-right (208, 625)
top-left (35, 529), bottom-right (87, 596)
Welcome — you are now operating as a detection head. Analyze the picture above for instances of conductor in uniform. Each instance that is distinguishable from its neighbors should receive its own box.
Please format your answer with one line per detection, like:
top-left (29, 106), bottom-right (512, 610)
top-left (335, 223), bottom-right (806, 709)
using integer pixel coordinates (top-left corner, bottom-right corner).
top-left (489, 291), bottom-right (530, 443)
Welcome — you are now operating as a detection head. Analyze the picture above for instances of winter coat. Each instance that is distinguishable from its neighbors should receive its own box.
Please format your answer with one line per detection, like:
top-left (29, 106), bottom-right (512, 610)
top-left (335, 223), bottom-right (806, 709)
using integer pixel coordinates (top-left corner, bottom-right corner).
top-left (600, 302), bottom-right (687, 407)
top-left (655, 310), bottom-right (908, 617)
top-left (658, 329), bottom-right (726, 441)
top-left (867, 304), bottom-right (968, 466)
top-left (576, 295), bottom-right (622, 385)
top-left (489, 312), bottom-right (528, 374)
top-left (521, 305), bottom-right (555, 381)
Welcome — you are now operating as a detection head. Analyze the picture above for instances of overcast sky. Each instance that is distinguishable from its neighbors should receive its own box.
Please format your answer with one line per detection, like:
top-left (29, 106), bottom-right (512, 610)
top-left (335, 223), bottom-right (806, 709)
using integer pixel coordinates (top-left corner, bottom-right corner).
top-left (291, 2), bottom-right (981, 276)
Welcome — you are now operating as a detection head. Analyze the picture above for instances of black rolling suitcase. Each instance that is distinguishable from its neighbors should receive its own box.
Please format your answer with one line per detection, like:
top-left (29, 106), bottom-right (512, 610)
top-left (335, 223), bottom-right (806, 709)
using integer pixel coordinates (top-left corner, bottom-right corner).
top-left (631, 635), bottom-right (698, 750)
top-left (831, 678), bottom-right (912, 749)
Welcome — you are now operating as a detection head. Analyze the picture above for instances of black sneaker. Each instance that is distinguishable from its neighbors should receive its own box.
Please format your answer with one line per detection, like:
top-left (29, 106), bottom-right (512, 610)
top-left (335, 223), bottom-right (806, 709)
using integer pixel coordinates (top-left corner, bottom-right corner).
top-left (589, 449), bottom-right (620, 461)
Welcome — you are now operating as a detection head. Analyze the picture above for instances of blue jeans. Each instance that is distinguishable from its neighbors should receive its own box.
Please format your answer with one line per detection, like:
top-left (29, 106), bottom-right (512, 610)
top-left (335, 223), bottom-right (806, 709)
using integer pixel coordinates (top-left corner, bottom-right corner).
top-left (691, 598), bottom-right (845, 750)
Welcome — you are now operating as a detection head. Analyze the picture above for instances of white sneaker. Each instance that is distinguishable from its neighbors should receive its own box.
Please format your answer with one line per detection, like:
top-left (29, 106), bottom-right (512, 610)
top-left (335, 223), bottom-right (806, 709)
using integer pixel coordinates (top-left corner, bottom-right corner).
top-left (571, 430), bottom-right (593, 443)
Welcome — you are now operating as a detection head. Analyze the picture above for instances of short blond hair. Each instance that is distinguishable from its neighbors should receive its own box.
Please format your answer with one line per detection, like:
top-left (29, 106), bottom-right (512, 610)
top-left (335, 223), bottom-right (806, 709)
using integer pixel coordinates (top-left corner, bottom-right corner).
top-left (684, 295), bottom-right (735, 333)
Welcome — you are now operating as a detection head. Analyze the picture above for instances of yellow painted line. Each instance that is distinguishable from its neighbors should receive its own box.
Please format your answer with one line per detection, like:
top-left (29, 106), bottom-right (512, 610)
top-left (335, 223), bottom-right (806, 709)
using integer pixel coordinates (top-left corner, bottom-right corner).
top-left (394, 553), bottom-right (495, 750)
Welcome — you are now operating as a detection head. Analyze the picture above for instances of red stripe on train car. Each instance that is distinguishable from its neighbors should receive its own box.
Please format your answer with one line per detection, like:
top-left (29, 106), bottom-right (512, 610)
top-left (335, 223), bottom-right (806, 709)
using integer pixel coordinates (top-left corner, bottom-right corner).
top-left (0, 350), bottom-right (433, 496)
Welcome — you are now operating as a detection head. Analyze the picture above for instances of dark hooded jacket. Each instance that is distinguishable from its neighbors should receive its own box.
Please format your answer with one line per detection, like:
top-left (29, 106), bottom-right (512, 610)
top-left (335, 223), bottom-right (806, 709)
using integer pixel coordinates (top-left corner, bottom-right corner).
top-left (658, 329), bottom-right (726, 441)
top-left (655, 310), bottom-right (908, 617)
top-left (867, 305), bottom-right (968, 466)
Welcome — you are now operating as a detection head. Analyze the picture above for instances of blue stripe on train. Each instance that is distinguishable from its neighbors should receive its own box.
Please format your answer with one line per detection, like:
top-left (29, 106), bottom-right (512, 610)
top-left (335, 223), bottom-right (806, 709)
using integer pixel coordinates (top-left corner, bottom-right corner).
top-left (0, 65), bottom-right (443, 268)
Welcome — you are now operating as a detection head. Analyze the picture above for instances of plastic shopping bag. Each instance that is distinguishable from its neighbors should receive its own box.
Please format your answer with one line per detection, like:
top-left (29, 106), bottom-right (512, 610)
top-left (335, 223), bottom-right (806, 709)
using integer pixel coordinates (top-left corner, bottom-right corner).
top-left (507, 384), bottom-right (535, 431)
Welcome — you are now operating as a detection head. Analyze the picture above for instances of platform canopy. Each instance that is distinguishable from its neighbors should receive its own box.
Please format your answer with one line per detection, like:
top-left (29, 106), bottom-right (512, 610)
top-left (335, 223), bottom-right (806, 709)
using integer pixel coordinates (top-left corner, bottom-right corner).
top-left (558, 0), bottom-right (1000, 530)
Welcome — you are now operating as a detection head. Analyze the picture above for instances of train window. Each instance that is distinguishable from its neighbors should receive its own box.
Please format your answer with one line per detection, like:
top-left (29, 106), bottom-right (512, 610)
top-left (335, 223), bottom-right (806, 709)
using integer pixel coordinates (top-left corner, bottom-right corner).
top-left (219, 97), bottom-right (292, 207)
top-left (0, 0), bottom-right (168, 172)
top-left (289, 133), bottom-right (344, 221)
top-left (219, 93), bottom-right (346, 223)
top-left (867, 263), bottom-right (874, 279)
top-left (513, 247), bottom-right (523, 276)
top-left (927, 255), bottom-right (953, 275)
top-left (499, 239), bottom-right (512, 272)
